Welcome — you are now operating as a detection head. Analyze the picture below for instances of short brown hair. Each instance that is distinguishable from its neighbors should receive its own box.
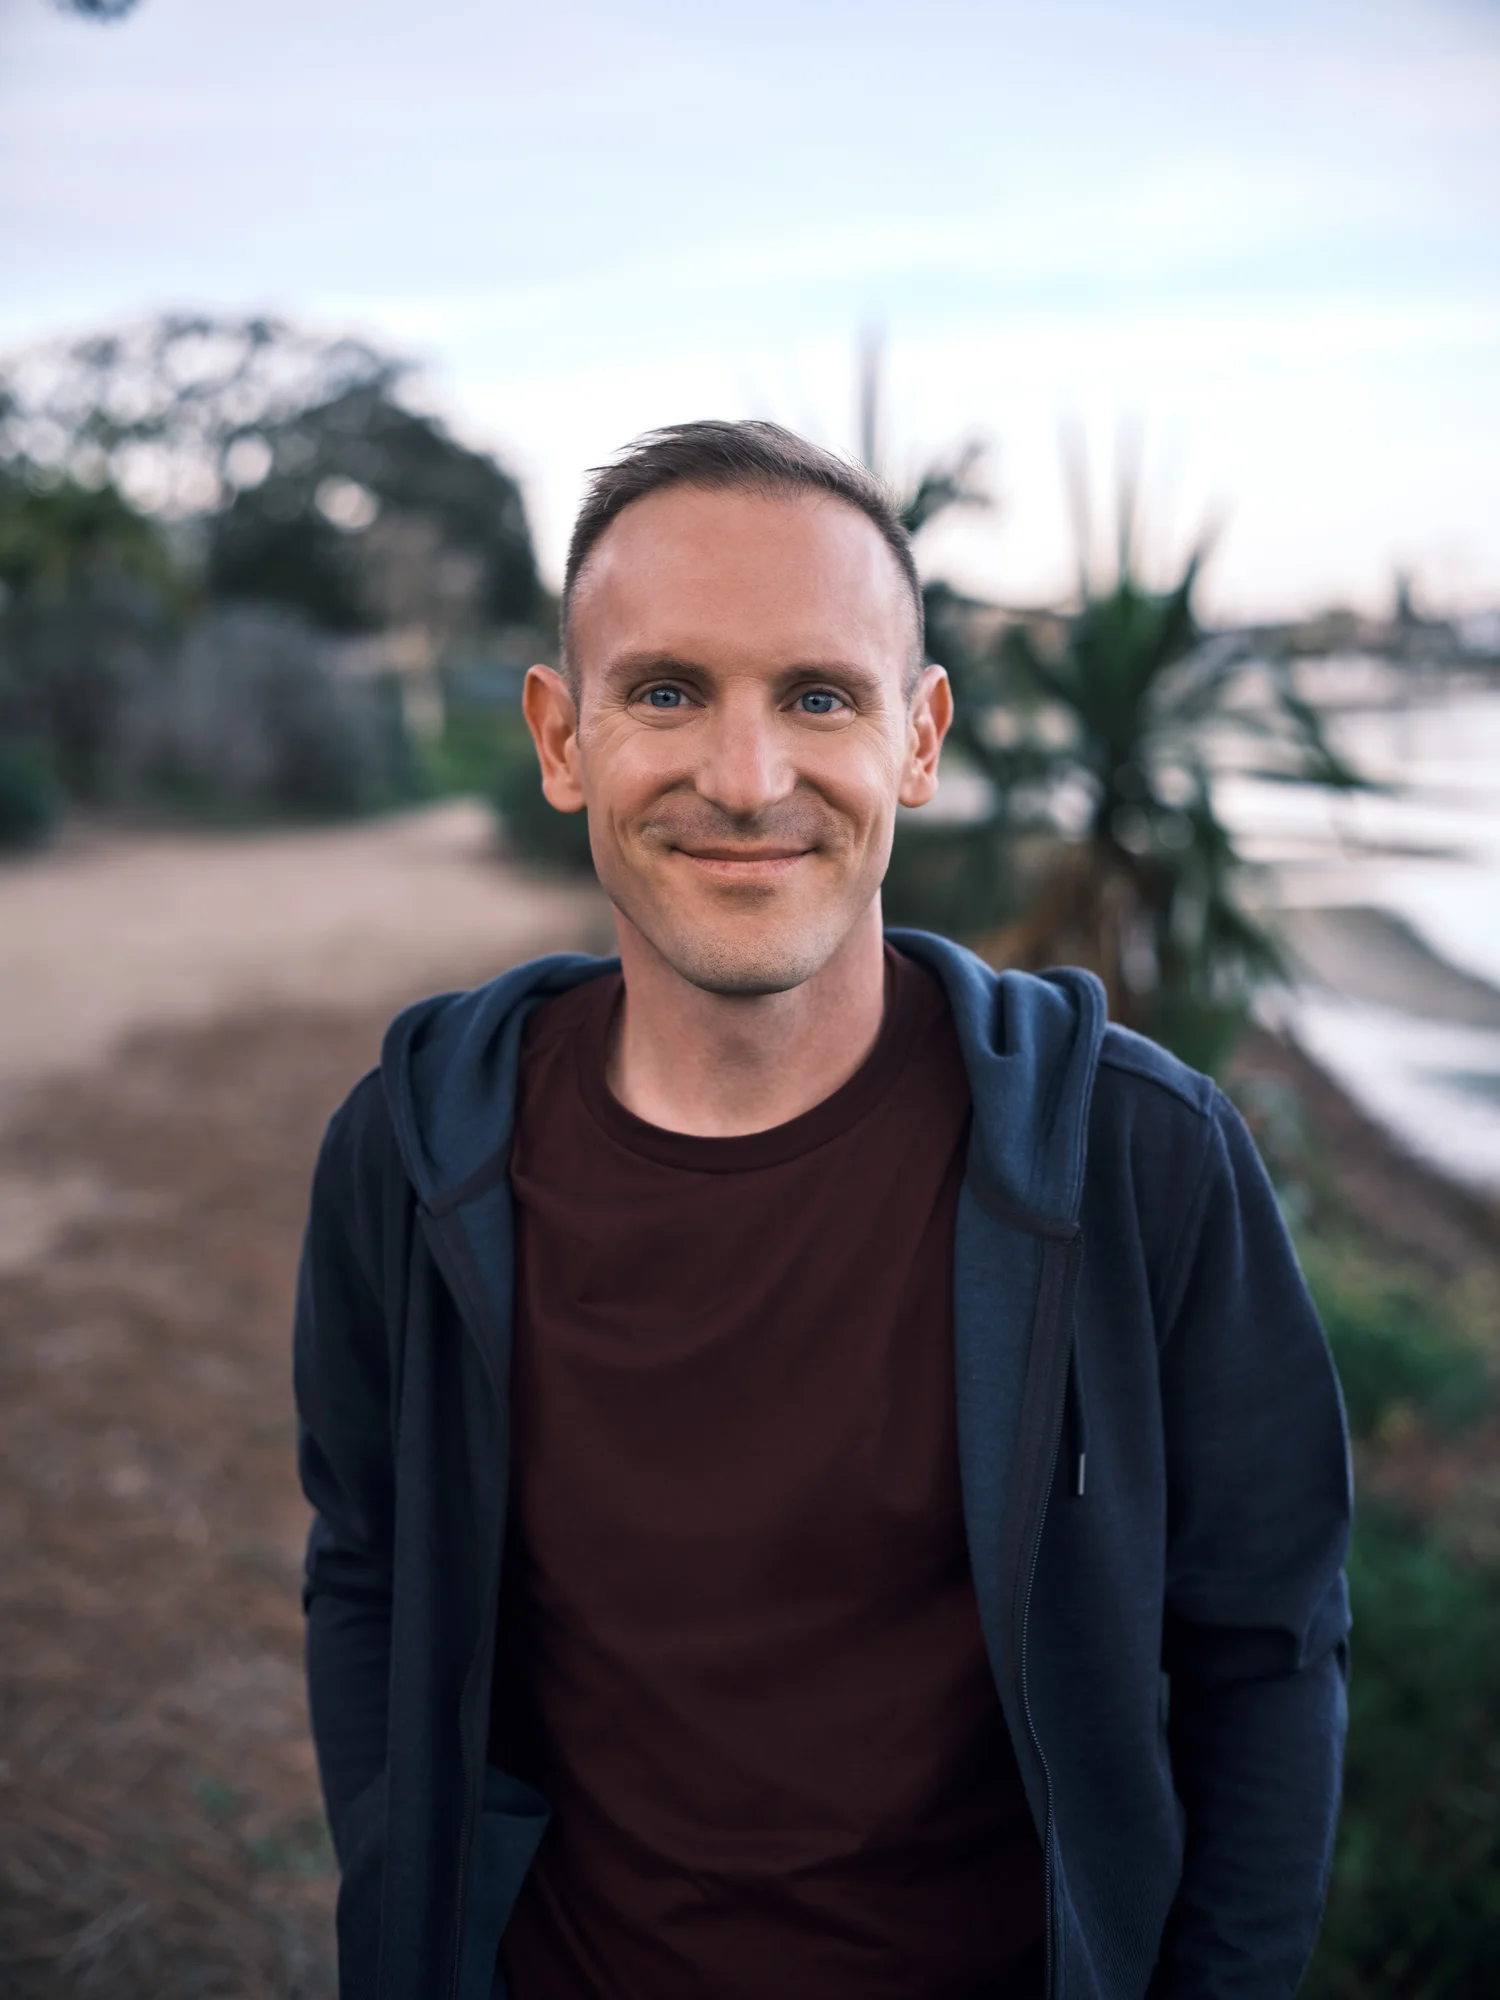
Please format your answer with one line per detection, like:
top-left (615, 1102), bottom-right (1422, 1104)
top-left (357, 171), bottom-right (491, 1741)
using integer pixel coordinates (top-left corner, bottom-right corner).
top-left (561, 419), bottom-right (924, 687)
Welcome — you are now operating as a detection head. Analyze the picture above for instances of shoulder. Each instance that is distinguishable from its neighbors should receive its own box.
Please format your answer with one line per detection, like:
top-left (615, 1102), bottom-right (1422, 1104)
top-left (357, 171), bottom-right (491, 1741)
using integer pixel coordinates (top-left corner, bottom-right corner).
top-left (319, 1065), bottom-right (398, 1179)
top-left (1096, 1021), bottom-right (1217, 1117)
top-left (1090, 1022), bottom-right (1225, 1170)
top-left (1083, 1026), bottom-right (1257, 1301)
top-left (308, 1066), bottom-right (412, 1276)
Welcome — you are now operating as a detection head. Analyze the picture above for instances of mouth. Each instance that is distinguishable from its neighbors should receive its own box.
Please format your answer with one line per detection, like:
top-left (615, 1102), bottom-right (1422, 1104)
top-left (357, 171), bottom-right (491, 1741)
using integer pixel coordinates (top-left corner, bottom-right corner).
top-left (671, 845), bottom-right (814, 882)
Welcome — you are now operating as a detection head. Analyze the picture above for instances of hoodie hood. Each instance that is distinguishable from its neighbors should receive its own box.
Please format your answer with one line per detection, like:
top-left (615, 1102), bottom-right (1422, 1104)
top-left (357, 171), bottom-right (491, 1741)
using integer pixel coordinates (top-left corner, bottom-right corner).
top-left (381, 930), bottom-right (1106, 1230)
top-left (890, 930), bottom-right (1105, 1231)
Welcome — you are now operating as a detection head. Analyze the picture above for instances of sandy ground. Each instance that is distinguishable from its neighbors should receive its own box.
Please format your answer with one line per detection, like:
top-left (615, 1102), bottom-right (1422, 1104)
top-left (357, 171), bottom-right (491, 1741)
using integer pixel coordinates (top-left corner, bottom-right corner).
top-left (0, 801), bottom-right (608, 1103)
top-left (0, 803), bottom-right (608, 1277)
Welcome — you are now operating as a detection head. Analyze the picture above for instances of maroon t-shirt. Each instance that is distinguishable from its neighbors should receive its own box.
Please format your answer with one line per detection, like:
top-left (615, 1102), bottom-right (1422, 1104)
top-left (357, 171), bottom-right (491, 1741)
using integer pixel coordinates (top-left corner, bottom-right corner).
top-left (492, 948), bottom-right (1044, 1999)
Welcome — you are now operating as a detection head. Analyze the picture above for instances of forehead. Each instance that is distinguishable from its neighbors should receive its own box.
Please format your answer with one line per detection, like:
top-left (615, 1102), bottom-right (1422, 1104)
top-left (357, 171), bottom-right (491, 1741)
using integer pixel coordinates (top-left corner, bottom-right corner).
top-left (567, 483), bottom-right (917, 681)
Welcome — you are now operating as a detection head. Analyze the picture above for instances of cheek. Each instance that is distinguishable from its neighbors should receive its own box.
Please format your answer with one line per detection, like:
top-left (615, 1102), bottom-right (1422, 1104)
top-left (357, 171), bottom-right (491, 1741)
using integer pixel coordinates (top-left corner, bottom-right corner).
top-left (576, 728), bottom-right (678, 824)
top-left (806, 739), bottom-right (905, 831)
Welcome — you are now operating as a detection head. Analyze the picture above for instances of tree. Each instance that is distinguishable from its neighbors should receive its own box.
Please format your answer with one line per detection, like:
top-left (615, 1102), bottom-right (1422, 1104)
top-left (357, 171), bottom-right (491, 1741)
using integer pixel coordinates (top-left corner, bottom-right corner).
top-left (0, 315), bottom-right (401, 517)
top-left (0, 314), bottom-right (544, 639)
top-left (0, 315), bottom-right (535, 828)
top-left (0, 469), bottom-right (179, 814)
top-left (206, 379), bottom-right (540, 638)
top-left (0, 471), bottom-right (175, 603)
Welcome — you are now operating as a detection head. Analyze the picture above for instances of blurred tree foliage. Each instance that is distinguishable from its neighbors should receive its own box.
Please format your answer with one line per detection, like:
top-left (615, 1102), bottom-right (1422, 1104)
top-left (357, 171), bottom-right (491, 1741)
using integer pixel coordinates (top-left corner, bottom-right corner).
top-left (0, 468), bottom-right (177, 833)
top-left (1, 316), bottom-right (387, 505)
top-left (1307, 1506), bottom-right (1500, 1998)
top-left (0, 472), bottom-right (175, 601)
top-left (207, 380), bottom-right (539, 638)
top-left (140, 604), bottom-right (418, 821)
top-left (0, 314), bottom-right (542, 639)
top-left (477, 706), bottom-right (596, 874)
top-left (0, 315), bottom-right (546, 840)
top-left (1303, 1239), bottom-right (1491, 1443)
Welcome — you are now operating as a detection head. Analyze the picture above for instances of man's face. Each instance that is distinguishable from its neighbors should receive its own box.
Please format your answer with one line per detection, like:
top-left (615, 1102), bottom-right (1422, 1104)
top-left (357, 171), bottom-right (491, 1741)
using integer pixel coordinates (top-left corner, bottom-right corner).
top-left (524, 483), bottom-right (950, 996)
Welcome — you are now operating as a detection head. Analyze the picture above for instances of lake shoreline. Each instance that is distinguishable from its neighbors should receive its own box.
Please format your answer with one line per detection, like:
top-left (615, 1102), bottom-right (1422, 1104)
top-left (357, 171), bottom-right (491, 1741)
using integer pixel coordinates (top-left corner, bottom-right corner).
top-left (1231, 1023), bottom-right (1500, 1288)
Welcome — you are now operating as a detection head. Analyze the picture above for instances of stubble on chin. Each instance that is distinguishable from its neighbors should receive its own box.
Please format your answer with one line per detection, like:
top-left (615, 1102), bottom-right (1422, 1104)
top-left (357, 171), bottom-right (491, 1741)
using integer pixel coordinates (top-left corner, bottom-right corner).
top-left (651, 922), bottom-right (836, 998)
top-left (602, 867), bottom-right (838, 997)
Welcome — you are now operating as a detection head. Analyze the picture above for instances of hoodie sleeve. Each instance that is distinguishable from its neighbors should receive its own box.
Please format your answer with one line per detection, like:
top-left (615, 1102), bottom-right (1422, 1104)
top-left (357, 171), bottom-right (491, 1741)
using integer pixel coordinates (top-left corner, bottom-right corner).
top-left (1151, 1087), bottom-right (1351, 2000)
top-left (294, 1071), bottom-right (400, 1859)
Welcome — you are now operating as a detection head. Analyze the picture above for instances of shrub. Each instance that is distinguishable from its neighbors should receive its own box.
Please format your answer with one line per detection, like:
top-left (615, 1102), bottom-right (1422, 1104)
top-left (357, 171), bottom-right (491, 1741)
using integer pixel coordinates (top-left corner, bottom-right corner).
top-left (1306, 1506), bottom-right (1500, 1998)
top-left (1301, 1241), bottom-right (1490, 1440)
top-left (484, 709), bottom-right (595, 873)
top-left (0, 741), bottom-right (59, 850)
top-left (1, 570), bottom-right (178, 807)
top-left (136, 606), bottom-right (417, 821)
top-left (881, 814), bottom-right (1019, 940)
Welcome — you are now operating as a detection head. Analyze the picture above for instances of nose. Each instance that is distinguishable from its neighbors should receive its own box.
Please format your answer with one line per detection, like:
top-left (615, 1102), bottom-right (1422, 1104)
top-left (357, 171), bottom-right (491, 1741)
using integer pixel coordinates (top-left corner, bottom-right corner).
top-left (692, 690), bottom-right (796, 820)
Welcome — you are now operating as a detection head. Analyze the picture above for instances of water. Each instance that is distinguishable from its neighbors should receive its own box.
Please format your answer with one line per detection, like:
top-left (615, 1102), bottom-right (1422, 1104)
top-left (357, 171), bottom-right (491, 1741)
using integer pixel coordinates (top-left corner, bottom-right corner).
top-left (1225, 665), bottom-right (1500, 1193)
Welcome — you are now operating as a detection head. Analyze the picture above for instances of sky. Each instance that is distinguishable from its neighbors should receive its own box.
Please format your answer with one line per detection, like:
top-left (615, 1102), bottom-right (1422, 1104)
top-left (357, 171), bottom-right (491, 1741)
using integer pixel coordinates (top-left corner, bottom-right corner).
top-left (2, 0), bottom-right (1498, 618)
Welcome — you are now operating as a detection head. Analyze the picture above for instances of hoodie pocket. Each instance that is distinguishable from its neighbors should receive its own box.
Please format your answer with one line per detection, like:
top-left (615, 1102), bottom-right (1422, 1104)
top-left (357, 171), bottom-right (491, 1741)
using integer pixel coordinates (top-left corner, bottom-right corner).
top-left (457, 1765), bottom-right (552, 2000)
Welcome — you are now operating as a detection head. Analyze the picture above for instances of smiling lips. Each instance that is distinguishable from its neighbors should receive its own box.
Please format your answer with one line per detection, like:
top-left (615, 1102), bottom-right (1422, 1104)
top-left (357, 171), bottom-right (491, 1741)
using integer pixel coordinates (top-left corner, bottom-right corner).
top-left (672, 845), bottom-right (814, 880)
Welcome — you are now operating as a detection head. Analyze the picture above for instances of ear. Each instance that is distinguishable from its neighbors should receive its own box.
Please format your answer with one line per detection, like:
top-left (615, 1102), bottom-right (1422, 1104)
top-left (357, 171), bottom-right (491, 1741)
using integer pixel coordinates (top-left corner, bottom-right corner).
top-left (523, 665), bottom-right (587, 813)
top-left (898, 664), bottom-right (953, 809)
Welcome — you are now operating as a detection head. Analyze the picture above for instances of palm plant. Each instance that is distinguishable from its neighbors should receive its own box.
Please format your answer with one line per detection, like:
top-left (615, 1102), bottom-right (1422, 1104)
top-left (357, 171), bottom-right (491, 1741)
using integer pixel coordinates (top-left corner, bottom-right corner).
top-left (939, 501), bottom-right (1365, 1073)
top-left (898, 440), bottom-right (991, 539)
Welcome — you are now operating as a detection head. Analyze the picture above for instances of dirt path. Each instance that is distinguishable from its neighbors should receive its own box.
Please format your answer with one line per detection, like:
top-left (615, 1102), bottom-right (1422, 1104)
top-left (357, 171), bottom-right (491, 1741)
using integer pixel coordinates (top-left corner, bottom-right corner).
top-left (0, 803), bottom-right (607, 1276)
top-left (0, 802), bottom-right (607, 1104)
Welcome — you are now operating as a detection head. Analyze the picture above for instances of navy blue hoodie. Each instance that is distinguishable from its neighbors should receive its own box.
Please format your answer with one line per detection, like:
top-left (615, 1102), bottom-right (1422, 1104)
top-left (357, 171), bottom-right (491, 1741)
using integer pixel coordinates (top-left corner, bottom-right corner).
top-left (295, 931), bottom-right (1351, 2000)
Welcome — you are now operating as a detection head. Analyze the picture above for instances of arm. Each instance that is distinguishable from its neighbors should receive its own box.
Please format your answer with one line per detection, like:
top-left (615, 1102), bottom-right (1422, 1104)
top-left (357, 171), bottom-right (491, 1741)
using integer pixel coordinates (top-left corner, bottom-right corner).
top-left (1151, 1090), bottom-right (1351, 1999)
top-left (294, 1074), bottom-right (400, 1863)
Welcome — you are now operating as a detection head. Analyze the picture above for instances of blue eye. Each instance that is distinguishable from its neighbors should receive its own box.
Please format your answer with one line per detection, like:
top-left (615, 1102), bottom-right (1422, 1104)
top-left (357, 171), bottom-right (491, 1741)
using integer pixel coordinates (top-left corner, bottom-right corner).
top-left (797, 690), bottom-right (841, 714)
top-left (644, 686), bottom-right (686, 708)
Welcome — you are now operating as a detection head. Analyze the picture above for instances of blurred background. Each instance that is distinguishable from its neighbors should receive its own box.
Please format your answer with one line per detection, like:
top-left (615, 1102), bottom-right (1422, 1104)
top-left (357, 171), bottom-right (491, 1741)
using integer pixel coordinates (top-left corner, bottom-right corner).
top-left (2, 0), bottom-right (1498, 1992)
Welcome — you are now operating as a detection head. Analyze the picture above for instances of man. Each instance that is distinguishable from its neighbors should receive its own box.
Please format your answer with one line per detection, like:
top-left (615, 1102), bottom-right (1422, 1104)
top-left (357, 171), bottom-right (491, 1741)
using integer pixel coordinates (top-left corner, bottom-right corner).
top-left (295, 420), bottom-right (1350, 2000)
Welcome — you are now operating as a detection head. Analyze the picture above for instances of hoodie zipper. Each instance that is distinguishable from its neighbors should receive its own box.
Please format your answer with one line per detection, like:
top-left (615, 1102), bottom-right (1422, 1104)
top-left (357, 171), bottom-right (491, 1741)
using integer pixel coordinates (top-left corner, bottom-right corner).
top-left (448, 1511), bottom-right (505, 2000)
top-left (1010, 1230), bottom-right (1083, 2000)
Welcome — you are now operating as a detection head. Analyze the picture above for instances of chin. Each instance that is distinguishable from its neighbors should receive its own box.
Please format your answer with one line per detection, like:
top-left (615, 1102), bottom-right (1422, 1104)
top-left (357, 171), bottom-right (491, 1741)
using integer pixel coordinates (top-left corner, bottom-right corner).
top-left (633, 896), bottom-right (855, 998)
top-left (661, 931), bottom-right (830, 998)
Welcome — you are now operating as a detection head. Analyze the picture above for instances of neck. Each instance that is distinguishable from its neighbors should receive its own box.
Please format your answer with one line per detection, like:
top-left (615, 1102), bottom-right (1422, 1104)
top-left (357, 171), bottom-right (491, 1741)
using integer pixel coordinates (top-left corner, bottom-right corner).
top-left (607, 902), bottom-right (888, 1137)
